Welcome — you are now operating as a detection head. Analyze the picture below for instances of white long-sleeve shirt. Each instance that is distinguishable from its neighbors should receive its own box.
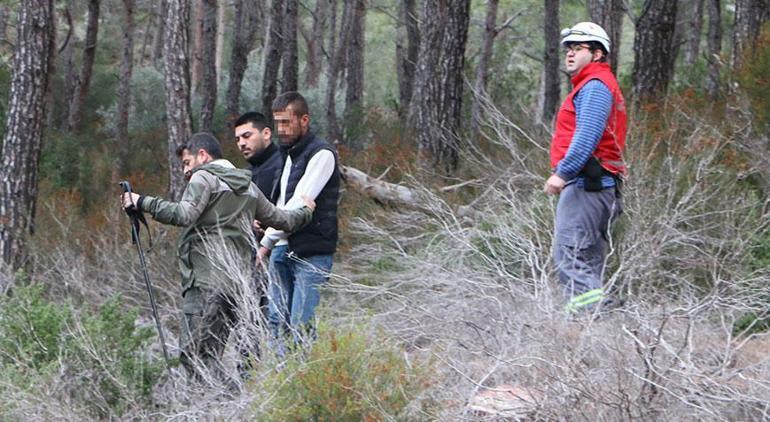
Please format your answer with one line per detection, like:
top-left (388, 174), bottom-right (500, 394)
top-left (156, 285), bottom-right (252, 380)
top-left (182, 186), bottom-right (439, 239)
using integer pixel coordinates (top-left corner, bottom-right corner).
top-left (259, 149), bottom-right (336, 250)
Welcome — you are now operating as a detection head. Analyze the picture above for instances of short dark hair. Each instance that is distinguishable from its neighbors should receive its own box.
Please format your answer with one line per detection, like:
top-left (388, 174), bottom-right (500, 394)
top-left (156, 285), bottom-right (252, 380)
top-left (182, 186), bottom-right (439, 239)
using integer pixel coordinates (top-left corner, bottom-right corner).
top-left (185, 132), bottom-right (223, 159)
top-left (234, 111), bottom-right (271, 131)
top-left (272, 91), bottom-right (309, 118)
top-left (586, 41), bottom-right (608, 62)
top-left (175, 144), bottom-right (188, 158)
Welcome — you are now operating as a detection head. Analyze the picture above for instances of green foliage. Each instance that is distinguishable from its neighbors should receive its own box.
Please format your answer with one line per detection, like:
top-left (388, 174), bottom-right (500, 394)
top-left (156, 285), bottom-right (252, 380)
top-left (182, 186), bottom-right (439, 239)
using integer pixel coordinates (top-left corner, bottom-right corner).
top-left (0, 284), bottom-right (72, 373)
top-left (0, 288), bottom-right (165, 417)
top-left (70, 295), bottom-right (166, 413)
top-left (733, 312), bottom-right (770, 337)
top-left (258, 325), bottom-right (432, 421)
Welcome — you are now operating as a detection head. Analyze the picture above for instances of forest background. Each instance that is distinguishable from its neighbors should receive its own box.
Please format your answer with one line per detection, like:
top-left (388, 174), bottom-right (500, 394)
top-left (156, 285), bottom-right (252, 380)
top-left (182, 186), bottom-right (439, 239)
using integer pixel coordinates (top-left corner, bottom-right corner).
top-left (0, 0), bottom-right (768, 419)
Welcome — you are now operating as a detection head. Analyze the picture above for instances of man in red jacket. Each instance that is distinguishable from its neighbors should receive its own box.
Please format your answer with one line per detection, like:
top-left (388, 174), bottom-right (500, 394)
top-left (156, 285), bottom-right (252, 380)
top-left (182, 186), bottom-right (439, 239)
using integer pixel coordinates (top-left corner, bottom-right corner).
top-left (545, 22), bottom-right (627, 314)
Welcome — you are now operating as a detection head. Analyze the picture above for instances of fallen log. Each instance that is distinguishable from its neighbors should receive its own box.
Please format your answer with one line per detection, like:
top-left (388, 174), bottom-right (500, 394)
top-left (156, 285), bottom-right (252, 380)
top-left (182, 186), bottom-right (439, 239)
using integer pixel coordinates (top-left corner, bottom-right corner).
top-left (340, 165), bottom-right (417, 208)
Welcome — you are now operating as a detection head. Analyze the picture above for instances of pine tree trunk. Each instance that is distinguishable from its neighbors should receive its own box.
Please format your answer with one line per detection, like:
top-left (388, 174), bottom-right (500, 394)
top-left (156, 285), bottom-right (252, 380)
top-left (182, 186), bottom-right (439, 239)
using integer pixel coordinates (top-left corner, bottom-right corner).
top-left (705, 0), bottom-right (721, 99)
top-left (325, 0), bottom-right (348, 144)
top-left (587, 0), bottom-right (624, 74)
top-left (215, 0), bottom-right (225, 82)
top-left (344, 0), bottom-right (366, 148)
top-left (396, 0), bottom-right (419, 118)
top-left (225, 0), bottom-right (259, 127)
top-left (164, 0), bottom-right (194, 200)
top-left (67, 0), bottom-right (100, 132)
top-left (632, 0), bottom-right (679, 105)
top-left (732, 0), bottom-right (769, 70)
top-left (282, 0), bottom-right (299, 92)
top-left (198, 0), bottom-right (218, 133)
top-left (116, 0), bottom-right (135, 176)
top-left (684, 0), bottom-right (704, 66)
top-left (305, 0), bottom-right (329, 88)
top-left (191, 0), bottom-right (204, 94)
top-left (413, 0), bottom-right (471, 174)
top-left (542, 0), bottom-right (560, 125)
top-left (0, 0), bottom-right (55, 271)
top-left (139, 2), bottom-right (155, 64)
top-left (261, 0), bottom-right (284, 118)
top-left (151, 1), bottom-right (165, 69)
top-left (60, 1), bottom-right (77, 129)
top-left (471, 0), bottom-right (499, 133)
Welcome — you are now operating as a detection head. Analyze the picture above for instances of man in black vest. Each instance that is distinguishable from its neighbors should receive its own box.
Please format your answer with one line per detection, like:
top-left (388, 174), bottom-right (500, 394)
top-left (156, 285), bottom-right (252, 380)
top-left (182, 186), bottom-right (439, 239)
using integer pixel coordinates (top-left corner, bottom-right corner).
top-left (258, 92), bottom-right (340, 352)
top-left (233, 111), bottom-right (284, 371)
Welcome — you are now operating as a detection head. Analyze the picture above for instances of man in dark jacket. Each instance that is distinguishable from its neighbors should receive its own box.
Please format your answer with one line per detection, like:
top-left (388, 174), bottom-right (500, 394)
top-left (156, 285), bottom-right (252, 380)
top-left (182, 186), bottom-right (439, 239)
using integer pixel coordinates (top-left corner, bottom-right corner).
top-left (235, 112), bottom-right (283, 200)
top-left (258, 92), bottom-right (340, 353)
top-left (233, 112), bottom-right (284, 373)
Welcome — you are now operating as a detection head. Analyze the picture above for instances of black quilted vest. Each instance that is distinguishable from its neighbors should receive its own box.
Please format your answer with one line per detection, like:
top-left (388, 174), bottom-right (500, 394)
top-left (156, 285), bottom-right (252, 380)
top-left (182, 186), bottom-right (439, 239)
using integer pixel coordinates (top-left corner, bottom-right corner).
top-left (281, 131), bottom-right (340, 257)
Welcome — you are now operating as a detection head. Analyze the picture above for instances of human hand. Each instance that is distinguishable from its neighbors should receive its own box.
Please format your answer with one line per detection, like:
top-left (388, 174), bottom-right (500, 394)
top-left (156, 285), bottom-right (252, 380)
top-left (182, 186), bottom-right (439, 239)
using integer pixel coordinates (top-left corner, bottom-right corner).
top-left (256, 246), bottom-right (271, 267)
top-left (544, 174), bottom-right (566, 195)
top-left (121, 192), bottom-right (141, 210)
top-left (252, 219), bottom-right (265, 237)
top-left (301, 195), bottom-right (316, 211)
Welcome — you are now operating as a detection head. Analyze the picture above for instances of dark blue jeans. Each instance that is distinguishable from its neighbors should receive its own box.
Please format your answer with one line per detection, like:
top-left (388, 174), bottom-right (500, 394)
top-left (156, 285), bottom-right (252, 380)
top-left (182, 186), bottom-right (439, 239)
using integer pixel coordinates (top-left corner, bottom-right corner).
top-left (267, 245), bottom-right (333, 351)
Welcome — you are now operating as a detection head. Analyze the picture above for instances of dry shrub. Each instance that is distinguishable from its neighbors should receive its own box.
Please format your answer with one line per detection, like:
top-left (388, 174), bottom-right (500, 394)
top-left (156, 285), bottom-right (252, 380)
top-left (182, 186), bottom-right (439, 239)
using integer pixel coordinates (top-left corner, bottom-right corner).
top-left (333, 96), bottom-right (770, 420)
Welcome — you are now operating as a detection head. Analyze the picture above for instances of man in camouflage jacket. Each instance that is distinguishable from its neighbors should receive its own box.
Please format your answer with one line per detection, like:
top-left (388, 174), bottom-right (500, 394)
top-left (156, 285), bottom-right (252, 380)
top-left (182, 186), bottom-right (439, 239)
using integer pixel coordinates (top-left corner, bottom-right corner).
top-left (121, 132), bottom-right (313, 386)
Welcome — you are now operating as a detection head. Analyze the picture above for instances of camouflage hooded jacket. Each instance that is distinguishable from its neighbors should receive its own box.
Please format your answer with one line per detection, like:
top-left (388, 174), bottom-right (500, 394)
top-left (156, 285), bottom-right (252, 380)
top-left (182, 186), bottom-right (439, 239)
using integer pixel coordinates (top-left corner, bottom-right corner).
top-left (139, 159), bottom-right (312, 292)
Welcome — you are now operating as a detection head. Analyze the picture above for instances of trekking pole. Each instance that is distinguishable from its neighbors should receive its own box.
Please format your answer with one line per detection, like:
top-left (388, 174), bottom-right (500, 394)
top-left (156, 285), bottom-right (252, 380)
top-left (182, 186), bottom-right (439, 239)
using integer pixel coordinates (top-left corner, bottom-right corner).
top-left (119, 181), bottom-right (171, 367)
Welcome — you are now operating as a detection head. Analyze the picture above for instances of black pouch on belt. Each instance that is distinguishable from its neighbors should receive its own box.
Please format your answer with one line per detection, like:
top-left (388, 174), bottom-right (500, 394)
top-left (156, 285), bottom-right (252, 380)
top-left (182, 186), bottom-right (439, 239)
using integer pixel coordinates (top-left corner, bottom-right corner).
top-left (581, 157), bottom-right (605, 192)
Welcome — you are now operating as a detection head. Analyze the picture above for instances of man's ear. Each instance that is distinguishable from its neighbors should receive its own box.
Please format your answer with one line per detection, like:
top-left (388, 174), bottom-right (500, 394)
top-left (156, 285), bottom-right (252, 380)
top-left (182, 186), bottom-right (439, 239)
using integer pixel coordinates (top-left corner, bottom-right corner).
top-left (593, 50), bottom-right (605, 62)
top-left (301, 114), bottom-right (310, 128)
top-left (197, 148), bottom-right (210, 162)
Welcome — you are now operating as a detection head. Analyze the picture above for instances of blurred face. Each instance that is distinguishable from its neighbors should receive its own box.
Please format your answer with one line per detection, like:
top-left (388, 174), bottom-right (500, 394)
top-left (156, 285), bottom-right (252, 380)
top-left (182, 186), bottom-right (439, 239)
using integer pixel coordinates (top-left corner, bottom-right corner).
top-left (235, 122), bottom-right (272, 160)
top-left (273, 105), bottom-right (309, 147)
top-left (180, 148), bottom-right (210, 180)
top-left (564, 43), bottom-right (602, 75)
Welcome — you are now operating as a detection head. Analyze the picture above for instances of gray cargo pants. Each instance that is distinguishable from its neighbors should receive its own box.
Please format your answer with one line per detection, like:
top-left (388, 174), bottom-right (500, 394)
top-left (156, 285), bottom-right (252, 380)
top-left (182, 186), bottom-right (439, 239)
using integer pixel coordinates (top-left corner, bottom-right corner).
top-left (553, 183), bottom-right (622, 312)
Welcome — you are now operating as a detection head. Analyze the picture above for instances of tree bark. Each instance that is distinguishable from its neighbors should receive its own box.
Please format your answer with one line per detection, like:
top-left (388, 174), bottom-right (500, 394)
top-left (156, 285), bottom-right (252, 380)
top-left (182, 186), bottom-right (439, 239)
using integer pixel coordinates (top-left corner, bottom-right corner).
top-left (412, 0), bottom-right (471, 173)
top-left (198, 0), bottom-right (218, 132)
top-left (0, 0), bottom-right (55, 271)
top-left (60, 1), bottom-right (77, 129)
top-left (191, 0), bottom-right (204, 93)
top-left (325, 0), bottom-right (348, 144)
top-left (116, 0), bottom-right (135, 176)
top-left (282, 0), bottom-right (299, 92)
top-left (215, 0), bottom-right (225, 81)
top-left (261, 0), bottom-right (284, 119)
top-left (587, 0), bottom-right (624, 74)
top-left (704, 0), bottom-right (721, 99)
top-left (684, 0), bottom-right (704, 66)
top-left (225, 0), bottom-right (260, 127)
top-left (541, 0), bottom-right (560, 125)
top-left (471, 0), bottom-right (499, 132)
top-left (631, 0), bottom-right (679, 105)
top-left (151, 1), bottom-right (166, 69)
top-left (396, 0), bottom-right (419, 118)
top-left (305, 0), bottom-right (329, 87)
top-left (344, 0), bottom-right (366, 148)
top-left (732, 0), bottom-right (769, 70)
top-left (67, 0), bottom-right (100, 132)
top-left (164, 0), bottom-right (194, 200)
top-left (139, 1), bottom-right (155, 64)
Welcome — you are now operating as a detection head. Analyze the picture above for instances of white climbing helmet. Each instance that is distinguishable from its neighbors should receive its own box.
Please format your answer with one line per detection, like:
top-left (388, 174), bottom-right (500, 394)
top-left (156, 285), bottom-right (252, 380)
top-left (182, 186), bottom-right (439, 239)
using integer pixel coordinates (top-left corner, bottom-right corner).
top-left (560, 22), bottom-right (611, 54)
